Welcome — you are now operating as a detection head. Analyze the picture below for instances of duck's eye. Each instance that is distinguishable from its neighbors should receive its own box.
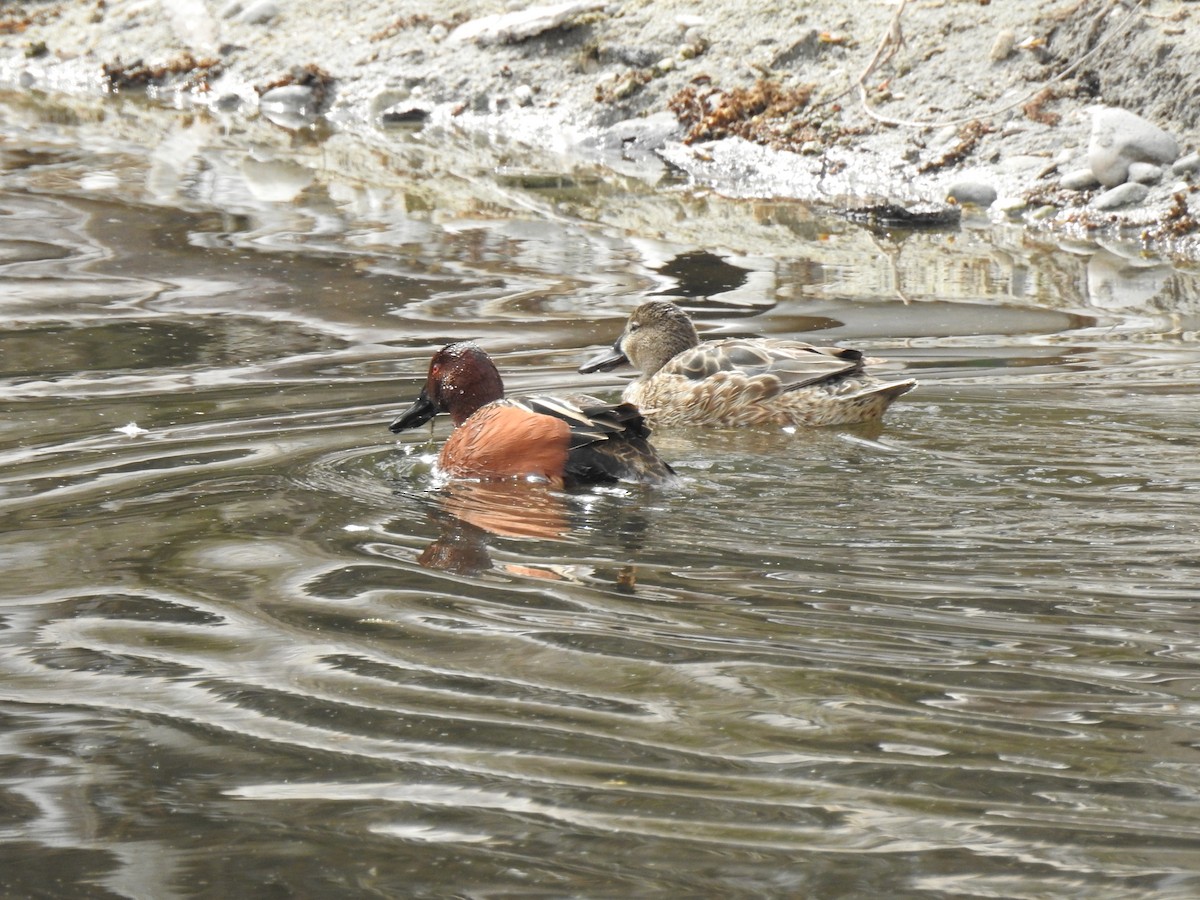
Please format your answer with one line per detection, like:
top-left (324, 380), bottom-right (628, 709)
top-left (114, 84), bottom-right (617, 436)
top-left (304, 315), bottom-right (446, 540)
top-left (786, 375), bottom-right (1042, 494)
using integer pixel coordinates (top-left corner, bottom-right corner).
top-left (628, 322), bottom-right (641, 332)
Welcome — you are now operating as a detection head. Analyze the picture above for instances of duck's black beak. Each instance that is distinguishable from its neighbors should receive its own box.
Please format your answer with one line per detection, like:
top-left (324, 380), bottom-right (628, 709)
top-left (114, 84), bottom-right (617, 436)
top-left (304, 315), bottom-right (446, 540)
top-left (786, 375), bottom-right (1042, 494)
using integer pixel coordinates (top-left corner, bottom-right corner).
top-left (578, 340), bottom-right (628, 374)
top-left (389, 389), bottom-right (438, 433)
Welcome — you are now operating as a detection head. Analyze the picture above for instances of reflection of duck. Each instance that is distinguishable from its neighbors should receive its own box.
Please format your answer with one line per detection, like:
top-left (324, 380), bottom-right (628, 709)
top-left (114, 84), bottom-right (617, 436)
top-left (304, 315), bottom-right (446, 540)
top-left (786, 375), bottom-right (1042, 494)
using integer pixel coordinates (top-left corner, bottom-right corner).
top-left (436, 480), bottom-right (572, 541)
top-left (412, 481), bottom-right (648, 591)
top-left (390, 342), bottom-right (674, 487)
top-left (580, 300), bottom-right (917, 427)
top-left (416, 480), bottom-right (571, 575)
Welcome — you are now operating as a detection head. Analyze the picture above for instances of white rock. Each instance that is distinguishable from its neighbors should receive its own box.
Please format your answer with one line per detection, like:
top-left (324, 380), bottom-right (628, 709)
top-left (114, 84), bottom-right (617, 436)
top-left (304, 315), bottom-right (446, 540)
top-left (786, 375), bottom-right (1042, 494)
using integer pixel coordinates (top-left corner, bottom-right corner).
top-left (1090, 182), bottom-right (1149, 210)
top-left (1087, 106), bottom-right (1178, 188)
top-left (990, 29), bottom-right (1015, 62)
top-left (945, 180), bottom-right (997, 208)
top-left (1172, 151), bottom-right (1200, 176)
top-left (1126, 162), bottom-right (1162, 184)
top-left (260, 84), bottom-right (315, 108)
top-left (238, 0), bottom-right (278, 25)
top-left (931, 125), bottom-right (958, 148)
top-left (1060, 168), bottom-right (1100, 191)
top-left (449, 1), bottom-right (605, 45)
top-left (259, 84), bottom-right (318, 129)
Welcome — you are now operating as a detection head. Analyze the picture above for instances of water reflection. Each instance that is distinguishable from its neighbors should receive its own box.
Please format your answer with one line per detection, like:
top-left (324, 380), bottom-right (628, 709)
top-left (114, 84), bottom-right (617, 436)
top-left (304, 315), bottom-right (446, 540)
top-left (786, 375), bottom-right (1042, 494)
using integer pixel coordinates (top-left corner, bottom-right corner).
top-left (411, 481), bottom-right (573, 575)
top-left (4, 90), bottom-right (1200, 897)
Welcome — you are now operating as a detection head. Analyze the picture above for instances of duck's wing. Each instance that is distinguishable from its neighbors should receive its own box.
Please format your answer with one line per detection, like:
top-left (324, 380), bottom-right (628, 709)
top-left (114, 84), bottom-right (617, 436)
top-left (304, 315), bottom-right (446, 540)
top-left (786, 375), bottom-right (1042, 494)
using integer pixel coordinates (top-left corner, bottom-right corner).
top-left (665, 339), bottom-right (865, 392)
top-left (523, 396), bottom-right (674, 484)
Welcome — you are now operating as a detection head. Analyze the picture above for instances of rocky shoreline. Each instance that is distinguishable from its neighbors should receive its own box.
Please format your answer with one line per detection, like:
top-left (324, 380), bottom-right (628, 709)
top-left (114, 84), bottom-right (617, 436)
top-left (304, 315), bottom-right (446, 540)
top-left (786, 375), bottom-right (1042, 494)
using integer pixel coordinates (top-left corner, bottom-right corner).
top-left (2, 0), bottom-right (1199, 257)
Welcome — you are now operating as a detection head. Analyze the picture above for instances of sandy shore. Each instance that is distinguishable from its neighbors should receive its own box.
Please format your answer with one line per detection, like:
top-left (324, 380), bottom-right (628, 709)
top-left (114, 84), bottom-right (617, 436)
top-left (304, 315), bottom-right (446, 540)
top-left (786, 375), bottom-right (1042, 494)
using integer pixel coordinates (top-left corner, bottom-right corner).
top-left (2, 0), bottom-right (1198, 257)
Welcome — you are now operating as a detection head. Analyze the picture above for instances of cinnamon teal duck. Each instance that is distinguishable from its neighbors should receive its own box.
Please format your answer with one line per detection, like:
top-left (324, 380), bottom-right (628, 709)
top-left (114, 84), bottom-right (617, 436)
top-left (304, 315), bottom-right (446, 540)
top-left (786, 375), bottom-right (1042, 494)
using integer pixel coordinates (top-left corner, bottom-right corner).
top-left (391, 342), bottom-right (674, 487)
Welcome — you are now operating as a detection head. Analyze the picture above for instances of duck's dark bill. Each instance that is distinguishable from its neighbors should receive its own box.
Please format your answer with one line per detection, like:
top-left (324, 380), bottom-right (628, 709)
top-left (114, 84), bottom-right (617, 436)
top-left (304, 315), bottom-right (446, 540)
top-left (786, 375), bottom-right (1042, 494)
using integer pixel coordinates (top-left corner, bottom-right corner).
top-left (578, 346), bottom-right (628, 374)
top-left (389, 391), bottom-right (437, 432)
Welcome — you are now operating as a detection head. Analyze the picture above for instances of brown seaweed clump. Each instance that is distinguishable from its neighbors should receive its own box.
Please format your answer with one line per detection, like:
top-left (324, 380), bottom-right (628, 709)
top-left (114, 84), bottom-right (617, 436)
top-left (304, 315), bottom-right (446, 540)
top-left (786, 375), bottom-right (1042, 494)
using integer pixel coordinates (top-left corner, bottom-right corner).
top-left (102, 52), bottom-right (223, 92)
top-left (668, 78), bottom-right (861, 153)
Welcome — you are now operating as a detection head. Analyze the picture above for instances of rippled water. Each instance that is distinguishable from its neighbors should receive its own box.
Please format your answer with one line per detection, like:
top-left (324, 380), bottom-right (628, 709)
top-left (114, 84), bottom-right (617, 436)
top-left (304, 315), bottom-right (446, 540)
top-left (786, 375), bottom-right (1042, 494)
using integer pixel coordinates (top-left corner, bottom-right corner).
top-left (3, 90), bottom-right (1200, 898)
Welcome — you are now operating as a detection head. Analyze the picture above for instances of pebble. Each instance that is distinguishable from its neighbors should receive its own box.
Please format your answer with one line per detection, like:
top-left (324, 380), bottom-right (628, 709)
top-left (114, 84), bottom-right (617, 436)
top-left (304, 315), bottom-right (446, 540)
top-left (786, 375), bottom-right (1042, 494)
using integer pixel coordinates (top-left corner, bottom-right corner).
top-left (259, 84), bottom-right (317, 129)
top-left (1172, 151), bottom-right (1200, 176)
top-left (238, 0), bottom-right (278, 25)
top-left (450, 0), bottom-right (605, 45)
top-left (995, 196), bottom-right (1029, 216)
top-left (990, 28), bottom-right (1015, 62)
top-left (513, 84), bottom-right (534, 107)
top-left (1060, 168), bottom-right (1100, 191)
top-left (1090, 182), bottom-right (1149, 210)
top-left (1126, 162), bottom-right (1162, 184)
top-left (1087, 106), bottom-right (1178, 187)
top-left (931, 125), bottom-right (959, 148)
top-left (945, 180), bottom-right (997, 208)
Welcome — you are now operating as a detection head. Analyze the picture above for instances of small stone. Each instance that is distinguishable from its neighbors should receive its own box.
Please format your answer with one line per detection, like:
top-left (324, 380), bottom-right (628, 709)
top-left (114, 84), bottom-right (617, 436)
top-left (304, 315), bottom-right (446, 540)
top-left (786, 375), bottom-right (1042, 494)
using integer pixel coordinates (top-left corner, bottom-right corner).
top-left (1060, 168), bottom-right (1100, 191)
top-left (995, 196), bottom-right (1028, 216)
top-left (1030, 204), bottom-right (1059, 221)
top-left (513, 84), bottom-right (534, 107)
top-left (1090, 182), bottom-right (1149, 210)
top-left (369, 86), bottom-right (410, 118)
top-left (800, 140), bottom-right (823, 155)
top-left (429, 23), bottom-right (448, 41)
top-left (260, 83), bottom-right (315, 108)
top-left (1088, 106), bottom-right (1178, 188)
top-left (450, 0), bottom-right (605, 45)
top-left (990, 28), bottom-right (1015, 62)
top-left (945, 180), bottom-right (997, 208)
top-left (237, 0), bottom-right (278, 25)
top-left (259, 84), bottom-right (317, 129)
top-left (219, 0), bottom-right (244, 18)
top-left (931, 125), bottom-right (958, 148)
top-left (772, 29), bottom-right (821, 67)
top-left (1172, 151), bottom-right (1200, 176)
top-left (1126, 162), bottom-right (1162, 184)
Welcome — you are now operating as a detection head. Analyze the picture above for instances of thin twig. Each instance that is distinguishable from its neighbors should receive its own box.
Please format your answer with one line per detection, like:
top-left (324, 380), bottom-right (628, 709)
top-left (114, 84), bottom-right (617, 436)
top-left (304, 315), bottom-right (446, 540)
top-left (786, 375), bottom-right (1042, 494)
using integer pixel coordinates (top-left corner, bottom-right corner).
top-left (853, 0), bottom-right (1147, 130)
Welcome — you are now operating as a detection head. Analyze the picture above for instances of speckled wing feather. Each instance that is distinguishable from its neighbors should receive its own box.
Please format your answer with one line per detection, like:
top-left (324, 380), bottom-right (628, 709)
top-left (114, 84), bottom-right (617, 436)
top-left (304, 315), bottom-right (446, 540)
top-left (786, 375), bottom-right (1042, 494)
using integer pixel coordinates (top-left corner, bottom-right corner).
top-left (665, 339), bottom-right (864, 395)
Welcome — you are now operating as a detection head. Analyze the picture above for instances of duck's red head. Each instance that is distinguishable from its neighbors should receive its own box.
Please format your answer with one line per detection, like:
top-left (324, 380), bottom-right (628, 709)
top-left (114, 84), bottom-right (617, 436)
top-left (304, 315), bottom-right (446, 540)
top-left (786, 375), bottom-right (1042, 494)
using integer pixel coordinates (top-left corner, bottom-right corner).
top-left (389, 342), bottom-right (505, 432)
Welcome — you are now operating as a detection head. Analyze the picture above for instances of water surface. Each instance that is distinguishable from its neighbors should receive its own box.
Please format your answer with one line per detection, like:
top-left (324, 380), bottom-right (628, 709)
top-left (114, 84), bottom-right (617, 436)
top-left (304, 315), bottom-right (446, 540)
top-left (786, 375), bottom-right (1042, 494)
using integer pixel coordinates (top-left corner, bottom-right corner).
top-left (2, 91), bottom-right (1200, 898)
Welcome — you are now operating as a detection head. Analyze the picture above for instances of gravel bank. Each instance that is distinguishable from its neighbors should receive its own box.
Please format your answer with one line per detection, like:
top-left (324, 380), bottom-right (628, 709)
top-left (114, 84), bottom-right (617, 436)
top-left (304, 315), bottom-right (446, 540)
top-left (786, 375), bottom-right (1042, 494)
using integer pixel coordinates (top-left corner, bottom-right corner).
top-left (2, 0), bottom-right (1198, 256)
